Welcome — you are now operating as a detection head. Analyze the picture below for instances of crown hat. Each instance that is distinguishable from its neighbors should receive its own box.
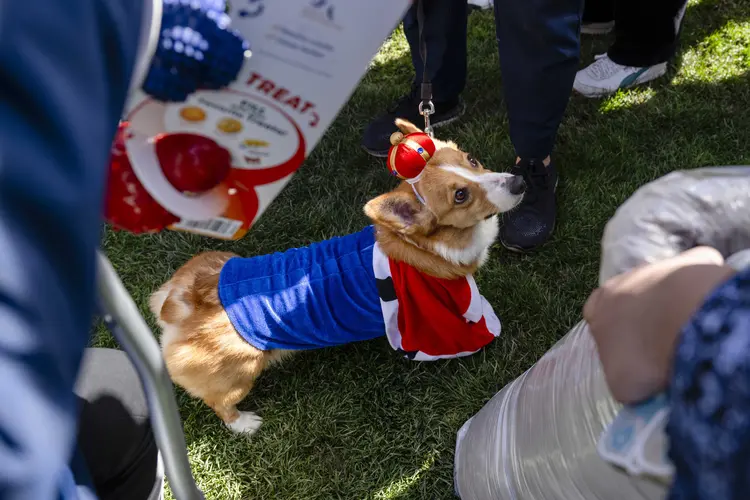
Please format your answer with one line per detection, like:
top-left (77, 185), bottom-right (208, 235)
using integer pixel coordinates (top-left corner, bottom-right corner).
top-left (386, 131), bottom-right (436, 183)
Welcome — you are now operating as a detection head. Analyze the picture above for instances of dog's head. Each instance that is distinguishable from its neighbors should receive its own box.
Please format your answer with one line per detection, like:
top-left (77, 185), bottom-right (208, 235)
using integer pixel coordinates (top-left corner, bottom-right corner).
top-left (365, 119), bottom-right (525, 269)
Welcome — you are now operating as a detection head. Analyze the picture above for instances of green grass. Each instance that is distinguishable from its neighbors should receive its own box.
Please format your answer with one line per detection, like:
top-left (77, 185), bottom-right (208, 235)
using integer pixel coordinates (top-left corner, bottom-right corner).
top-left (98, 0), bottom-right (750, 498)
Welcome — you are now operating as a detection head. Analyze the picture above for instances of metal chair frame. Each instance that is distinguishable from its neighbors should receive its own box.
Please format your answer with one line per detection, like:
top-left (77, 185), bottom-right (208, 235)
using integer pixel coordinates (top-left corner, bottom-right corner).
top-left (97, 251), bottom-right (204, 500)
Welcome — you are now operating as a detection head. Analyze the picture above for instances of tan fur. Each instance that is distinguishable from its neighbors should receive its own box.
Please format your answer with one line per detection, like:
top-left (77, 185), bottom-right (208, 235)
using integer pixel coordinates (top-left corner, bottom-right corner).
top-left (365, 119), bottom-right (515, 278)
top-left (152, 252), bottom-right (291, 430)
top-left (152, 120), bottom-right (523, 434)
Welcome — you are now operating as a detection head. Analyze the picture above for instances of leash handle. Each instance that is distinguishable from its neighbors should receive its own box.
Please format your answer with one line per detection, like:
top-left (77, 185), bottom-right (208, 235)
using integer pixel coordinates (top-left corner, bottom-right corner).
top-left (416, 0), bottom-right (434, 137)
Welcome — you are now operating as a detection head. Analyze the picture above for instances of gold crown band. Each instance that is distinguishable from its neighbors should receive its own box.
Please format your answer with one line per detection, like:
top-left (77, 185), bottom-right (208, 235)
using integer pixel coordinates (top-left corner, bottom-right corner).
top-left (388, 145), bottom-right (402, 178)
top-left (403, 139), bottom-right (431, 162)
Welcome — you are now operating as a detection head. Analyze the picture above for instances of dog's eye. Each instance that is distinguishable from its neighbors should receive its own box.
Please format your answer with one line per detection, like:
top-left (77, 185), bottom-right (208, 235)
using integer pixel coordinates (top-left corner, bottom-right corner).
top-left (454, 188), bottom-right (468, 204)
top-left (467, 154), bottom-right (479, 168)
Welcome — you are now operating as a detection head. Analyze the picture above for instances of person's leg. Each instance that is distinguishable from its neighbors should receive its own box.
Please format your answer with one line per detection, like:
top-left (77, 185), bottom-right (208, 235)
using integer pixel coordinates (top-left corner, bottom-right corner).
top-left (404, 0), bottom-right (467, 103)
top-left (361, 0), bottom-right (468, 156)
top-left (574, 0), bottom-right (688, 97)
top-left (493, 0), bottom-right (583, 252)
top-left (581, 0), bottom-right (615, 35)
top-left (0, 1), bottom-right (143, 497)
top-left (609, 0), bottom-right (688, 67)
top-left (75, 348), bottom-right (163, 500)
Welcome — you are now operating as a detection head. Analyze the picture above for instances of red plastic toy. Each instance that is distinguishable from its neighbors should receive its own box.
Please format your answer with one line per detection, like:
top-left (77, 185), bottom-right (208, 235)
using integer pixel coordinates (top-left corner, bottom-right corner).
top-left (105, 122), bottom-right (232, 234)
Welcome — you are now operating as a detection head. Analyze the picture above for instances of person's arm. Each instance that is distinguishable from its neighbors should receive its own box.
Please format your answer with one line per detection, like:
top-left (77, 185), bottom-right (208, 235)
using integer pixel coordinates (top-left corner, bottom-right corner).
top-left (583, 246), bottom-right (735, 404)
top-left (0, 1), bottom-right (144, 497)
top-left (667, 267), bottom-right (750, 500)
top-left (583, 248), bottom-right (750, 499)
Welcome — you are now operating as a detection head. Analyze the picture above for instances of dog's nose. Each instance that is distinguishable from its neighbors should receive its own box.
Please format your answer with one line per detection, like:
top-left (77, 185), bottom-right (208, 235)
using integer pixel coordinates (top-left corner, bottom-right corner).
top-left (507, 175), bottom-right (526, 195)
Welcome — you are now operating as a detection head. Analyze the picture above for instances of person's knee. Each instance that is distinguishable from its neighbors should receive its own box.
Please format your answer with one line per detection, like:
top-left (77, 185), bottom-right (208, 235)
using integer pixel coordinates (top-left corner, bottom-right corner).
top-left (494, 0), bottom-right (582, 53)
top-left (75, 348), bottom-right (161, 499)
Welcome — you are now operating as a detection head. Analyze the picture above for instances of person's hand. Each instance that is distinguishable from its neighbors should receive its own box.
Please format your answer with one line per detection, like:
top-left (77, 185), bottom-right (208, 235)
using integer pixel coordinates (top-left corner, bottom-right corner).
top-left (583, 246), bottom-right (736, 405)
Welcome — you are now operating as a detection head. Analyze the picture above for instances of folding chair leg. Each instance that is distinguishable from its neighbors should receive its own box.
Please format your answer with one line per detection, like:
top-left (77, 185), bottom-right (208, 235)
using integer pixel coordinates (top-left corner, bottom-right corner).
top-left (96, 251), bottom-right (204, 500)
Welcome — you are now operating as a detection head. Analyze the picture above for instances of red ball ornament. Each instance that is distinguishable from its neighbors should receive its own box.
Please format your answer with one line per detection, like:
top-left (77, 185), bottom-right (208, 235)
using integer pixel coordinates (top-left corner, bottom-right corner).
top-left (156, 133), bottom-right (231, 193)
top-left (105, 122), bottom-right (232, 234)
top-left (386, 131), bottom-right (436, 180)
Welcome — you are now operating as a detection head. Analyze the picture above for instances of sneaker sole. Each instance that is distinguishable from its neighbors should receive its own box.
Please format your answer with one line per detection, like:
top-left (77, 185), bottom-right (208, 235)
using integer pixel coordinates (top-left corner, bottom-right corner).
top-left (580, 21), bottom-right (615, 35)
top-left (362, 101), bottom-right (467, 158)
top-left (500, 177), bottom-right (559, 254)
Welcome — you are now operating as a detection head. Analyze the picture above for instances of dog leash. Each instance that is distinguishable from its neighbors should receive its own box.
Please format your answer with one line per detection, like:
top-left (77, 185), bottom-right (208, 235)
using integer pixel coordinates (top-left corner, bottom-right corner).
top-left (416, 0), bottom-right (434, 137)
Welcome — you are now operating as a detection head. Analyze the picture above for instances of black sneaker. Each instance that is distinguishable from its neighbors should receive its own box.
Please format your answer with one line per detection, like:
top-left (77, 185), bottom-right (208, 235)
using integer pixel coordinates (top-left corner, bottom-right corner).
top-left (361, 88), bottom-right (465, 157)
top-left (499, 158), bottom-right (558, 252)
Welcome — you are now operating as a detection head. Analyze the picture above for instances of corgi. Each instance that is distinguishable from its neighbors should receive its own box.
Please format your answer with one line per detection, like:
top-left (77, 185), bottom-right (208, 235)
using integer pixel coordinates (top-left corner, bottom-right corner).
top-left (149, 119), bottom-right (526, 434)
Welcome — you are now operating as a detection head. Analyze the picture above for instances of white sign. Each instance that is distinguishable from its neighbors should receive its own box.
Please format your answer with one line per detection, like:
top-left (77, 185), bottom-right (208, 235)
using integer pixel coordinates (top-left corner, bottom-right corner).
top-left (125, 0), bottom-right (410, 239)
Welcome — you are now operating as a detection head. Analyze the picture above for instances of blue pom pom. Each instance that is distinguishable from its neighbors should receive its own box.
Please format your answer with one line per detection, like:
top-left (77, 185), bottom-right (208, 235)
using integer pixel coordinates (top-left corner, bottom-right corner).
top-left (142, 0), bottom-right (249, 102)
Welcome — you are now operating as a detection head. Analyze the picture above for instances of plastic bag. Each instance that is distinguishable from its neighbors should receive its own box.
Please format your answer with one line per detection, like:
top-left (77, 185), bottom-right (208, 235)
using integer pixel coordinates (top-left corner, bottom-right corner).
top-left (454, 166), bottom-right (750, 500)
top-left (599, 166), bottom-right (750, 281)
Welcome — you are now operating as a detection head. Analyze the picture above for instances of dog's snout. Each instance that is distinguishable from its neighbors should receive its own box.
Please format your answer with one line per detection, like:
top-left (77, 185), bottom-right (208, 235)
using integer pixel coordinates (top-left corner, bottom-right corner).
top-left (507, 175), bottom-right (526, 195)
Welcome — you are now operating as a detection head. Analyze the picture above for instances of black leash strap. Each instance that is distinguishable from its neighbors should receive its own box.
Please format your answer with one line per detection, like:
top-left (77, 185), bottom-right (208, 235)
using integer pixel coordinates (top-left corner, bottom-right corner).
top-left (416, 0), bottom-right (434, 136)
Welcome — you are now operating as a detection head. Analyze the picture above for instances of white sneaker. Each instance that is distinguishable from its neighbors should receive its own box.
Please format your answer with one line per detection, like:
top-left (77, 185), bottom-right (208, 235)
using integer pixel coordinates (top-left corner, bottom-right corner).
top-left (573, 53), bottom-right (668, 98)
top-left (467, 0), bottom-right (492, 9)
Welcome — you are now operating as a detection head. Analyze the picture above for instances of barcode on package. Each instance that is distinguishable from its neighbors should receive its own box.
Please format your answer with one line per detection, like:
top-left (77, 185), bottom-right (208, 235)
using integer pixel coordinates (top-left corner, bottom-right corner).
top-left (173, 217), bottom-right (243, 239)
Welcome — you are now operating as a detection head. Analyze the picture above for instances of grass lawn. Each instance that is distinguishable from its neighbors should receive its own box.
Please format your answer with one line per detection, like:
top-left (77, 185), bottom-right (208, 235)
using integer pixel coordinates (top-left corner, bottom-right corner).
top-left (98, 0), bottom-right (750, 498)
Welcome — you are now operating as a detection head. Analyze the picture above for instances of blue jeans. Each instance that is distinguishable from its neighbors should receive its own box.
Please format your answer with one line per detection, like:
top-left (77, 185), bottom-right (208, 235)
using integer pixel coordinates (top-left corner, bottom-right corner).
top-left (404, 0), bottom-right (583, 159)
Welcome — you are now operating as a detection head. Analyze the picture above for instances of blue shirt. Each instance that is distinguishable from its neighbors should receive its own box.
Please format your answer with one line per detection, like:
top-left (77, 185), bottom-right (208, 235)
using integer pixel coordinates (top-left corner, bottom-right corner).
top-left (668, 266), bottom-right (750, 500)
top-left (219, 226), bottom-right (386, 350)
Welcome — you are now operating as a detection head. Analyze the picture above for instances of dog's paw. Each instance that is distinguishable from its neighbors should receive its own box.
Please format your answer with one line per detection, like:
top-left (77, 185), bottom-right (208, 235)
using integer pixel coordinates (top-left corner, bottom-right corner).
top-left (226, 411), bottom-right (263, 435)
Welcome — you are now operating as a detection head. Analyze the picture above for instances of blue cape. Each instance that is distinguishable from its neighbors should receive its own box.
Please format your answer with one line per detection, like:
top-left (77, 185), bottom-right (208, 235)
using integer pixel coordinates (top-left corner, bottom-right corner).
top-left (218, 226), bottom-right (386, 350)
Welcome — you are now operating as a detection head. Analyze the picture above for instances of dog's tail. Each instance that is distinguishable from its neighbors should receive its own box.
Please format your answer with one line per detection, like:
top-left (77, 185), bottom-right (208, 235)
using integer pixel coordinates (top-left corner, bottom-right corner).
top-left (149, 251), bottom-right (236, 327)
top-left (149, 283), bottom-right (189, 326)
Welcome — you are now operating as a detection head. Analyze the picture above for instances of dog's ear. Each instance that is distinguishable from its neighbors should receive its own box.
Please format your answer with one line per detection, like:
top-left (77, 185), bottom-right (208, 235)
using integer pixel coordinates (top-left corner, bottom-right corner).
top-left (394, 118), bottom-right (422, 135)
top-left (364, 190), bottom-right (435, 235)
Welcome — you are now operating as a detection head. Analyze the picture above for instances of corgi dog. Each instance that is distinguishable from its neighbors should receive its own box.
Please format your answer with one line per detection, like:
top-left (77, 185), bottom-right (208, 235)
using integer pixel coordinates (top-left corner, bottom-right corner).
top-left (149, 119), bottom-right (526, 434)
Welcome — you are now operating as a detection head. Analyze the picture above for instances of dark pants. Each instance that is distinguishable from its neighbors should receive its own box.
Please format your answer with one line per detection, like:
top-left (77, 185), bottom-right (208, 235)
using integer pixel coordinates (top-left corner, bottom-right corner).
top-left (75, 348), bottom-right (162, 500)
top-left (584, 0), bottom-right (688, 66)
top-left (403, 0), bottom-right (468, 102)
top-left (403, 0), bottom-right (583, 159)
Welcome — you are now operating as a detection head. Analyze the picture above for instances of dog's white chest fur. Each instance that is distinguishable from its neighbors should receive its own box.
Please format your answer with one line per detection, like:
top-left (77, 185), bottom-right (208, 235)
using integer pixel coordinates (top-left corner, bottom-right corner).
top-left (431, 216), bottom-right (498, 267)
